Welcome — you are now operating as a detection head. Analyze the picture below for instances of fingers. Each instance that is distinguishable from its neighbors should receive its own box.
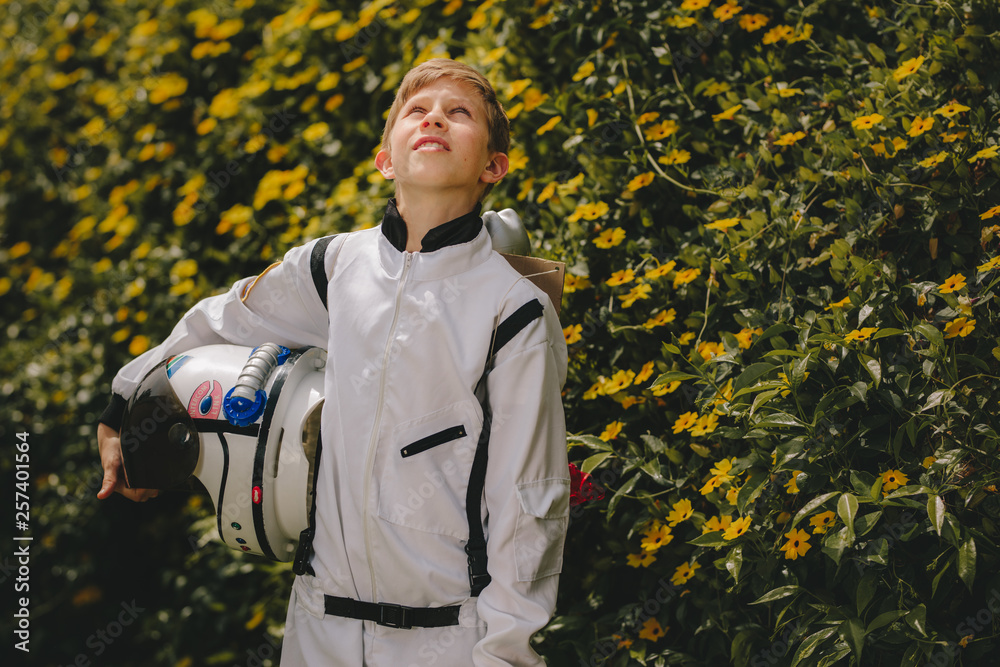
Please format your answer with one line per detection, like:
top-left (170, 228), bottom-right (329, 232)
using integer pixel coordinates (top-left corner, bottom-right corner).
top-left (97, 423), bottom-right (160, 502)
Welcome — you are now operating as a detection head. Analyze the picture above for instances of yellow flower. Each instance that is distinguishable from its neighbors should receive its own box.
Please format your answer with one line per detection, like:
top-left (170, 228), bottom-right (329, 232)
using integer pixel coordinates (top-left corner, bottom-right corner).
top-left (606, 269), bottom-right (635, 286)
top-left (666, 499), bottom-right (694, 527)
top-left (651, 380), bottom-right (681, 396)
top-left (635, 361), bottom-right (656, 385)
top-left (673, 267), bottom-right (701, 288)
top-left (703, 82), bottom-right (731, 96)
top-left (637, 112), bottom-right (661, 125)
top-left (690, 413), bottom-right (719, 436)
top-left (523, 88), bottom-right (549, 111)
top-left (703, 515), bottom-right (732, 534)
top-left (851, 113), bottom-right (884, 130)
top-left (881, 469), bottom-right (909, 493)
top-left (978, 256), bottom-right (1000, 273)
top-left (638, 618), bottom-right (667, 642)
top-left (941, 130), bottom-right (968, 143)
top-left (776, 86), bottom-right (803, 97)
top-left (506, 78), bottom-right (532, 99)
top-left (723, 516), bottom-right (752, 540)
top-left (302, 122), bottom-right (329, 142)
top-left (643, 119), bottom-right (680, 141)
top-left (666, 15), bottom-right (698, 28)
top-left (658, 149), bottom-right (692, 165)
top-left (599, 420), bottom-right (624, 441)
top-left (944, 317), bottom-right (975, 339)
top-left (645, 260), bottom-right (676, 279)
top-left (907, 116), bottom-right (934, 137)
top-left (706, 217), bottom-right (741, 231)
top-left (680, 0), bottom-right (711, 10)
top-left (713, 2), bottom-right (742, 22)
top-left (780, 528), bottom-right (812, 560)
top-left (643, 308), bottom-right (676, 329)
top-left (734, 327), bottom-right (762, 349)
top-left (844, 327), bottom-right (879, 342)
top-left (594, 227), bottom-right (625, 248)
top-left (128, 335), bottom-right (150, 356)
top-left (627, 552), bottom-right (656, 568)
top-left (762, 25), bottom-right (793, 44)
top-left (980, 205), bottom-right (1000, 220)
top-left (922, 456), bottom-right (938, 469)
top-left (564, 274), bottom-right (592, 293)
top-left (621, 283), bottom-right (652, 308)
top-left (892, 55), bottom-right (925, 82)
top-left (784, 471), bottom-right (802, 494)
top-left (641, 522), bottom-right (673, 551)
top-left (567, 201), bottom-right (608, 223)
top-left (572, 61), bottom-right (595, 81)
top-left (536, 115), bottom-right (562, 136)
top-left (809, 511), bottom-right (836, 534)
top-left (627, 172), bottom-right (655, 192)
top-left (712, 104), bottom-right (742, 122)
top-left (918, 151), bottom-right (949, 168)
top-left (934, 102), bottom-right (971, 118)
top-left (774, 131), bottom-right (807, 146)
top-left (788, 24), bottom-right (813, 42)
top-left (679, 331), bottom-right (696, 345)
top-left (938, 273), bottom-right (966, 293)
top-left (670, 560), bottom-right (701, 585)
top-left (968, 146), bottom-right (999, 163)
top-left (697, 341), bottom-right (723, 361)
top-left (583, 380), bottom-right (606, 400)
top-left (672, 411), bottom-right (698, 434)
top-left (739, 14), bottom-right (769, 32)
top-left (604, 370), bottom-right (636, 394)
top-left (563, 324), bottom-right (583, 345)
top-left (709, 458), bottom-right (736, 483)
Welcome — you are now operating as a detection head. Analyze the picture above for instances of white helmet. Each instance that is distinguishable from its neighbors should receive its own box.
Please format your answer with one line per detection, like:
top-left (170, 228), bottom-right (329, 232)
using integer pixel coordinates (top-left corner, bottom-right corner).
top-left (119, 343), bottom-right (325, 562)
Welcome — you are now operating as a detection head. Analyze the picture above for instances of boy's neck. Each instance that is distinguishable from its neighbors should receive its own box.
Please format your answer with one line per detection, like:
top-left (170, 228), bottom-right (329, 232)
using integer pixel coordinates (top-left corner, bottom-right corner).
top-left (394, 189), bottom-right (482, 252)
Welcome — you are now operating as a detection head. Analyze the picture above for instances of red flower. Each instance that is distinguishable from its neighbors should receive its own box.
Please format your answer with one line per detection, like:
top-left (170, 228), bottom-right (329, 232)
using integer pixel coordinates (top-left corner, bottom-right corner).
top-left (569, 462), bottom-right (605, 507)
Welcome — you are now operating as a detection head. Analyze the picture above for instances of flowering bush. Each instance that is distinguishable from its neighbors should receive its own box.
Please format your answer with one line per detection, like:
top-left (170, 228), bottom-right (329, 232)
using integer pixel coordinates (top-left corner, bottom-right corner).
top-left (2, 0), bottom-right (999, 665)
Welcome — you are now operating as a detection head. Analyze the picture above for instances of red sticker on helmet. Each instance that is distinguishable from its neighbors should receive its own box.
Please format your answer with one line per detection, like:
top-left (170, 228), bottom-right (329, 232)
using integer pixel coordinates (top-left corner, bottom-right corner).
top-left (252, 486), bottom-right (262, 504)
top-left (188, 380), bottom-right (223, 419)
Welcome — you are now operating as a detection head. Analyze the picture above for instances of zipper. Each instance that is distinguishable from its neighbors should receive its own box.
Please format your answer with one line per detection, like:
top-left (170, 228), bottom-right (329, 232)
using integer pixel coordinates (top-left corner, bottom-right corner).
top-left (363, 251), bottom-right (412, 604)
top-left (400, 424), bottom-right (467, 458)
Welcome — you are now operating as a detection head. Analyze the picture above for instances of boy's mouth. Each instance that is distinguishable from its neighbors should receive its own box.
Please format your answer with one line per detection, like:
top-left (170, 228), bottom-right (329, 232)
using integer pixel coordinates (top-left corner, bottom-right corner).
top-left (413, 136), bottom-right (451, 151)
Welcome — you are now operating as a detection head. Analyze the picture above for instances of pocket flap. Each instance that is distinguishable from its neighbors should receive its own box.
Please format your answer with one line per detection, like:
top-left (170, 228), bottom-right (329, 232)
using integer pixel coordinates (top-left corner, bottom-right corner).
top-left (516, 479), bottom-right (570, 520)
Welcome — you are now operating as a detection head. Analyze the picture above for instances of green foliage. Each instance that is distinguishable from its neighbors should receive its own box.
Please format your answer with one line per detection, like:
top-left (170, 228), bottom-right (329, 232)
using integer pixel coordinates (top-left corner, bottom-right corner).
top-left (3, 0), bottom-right (1000, 665)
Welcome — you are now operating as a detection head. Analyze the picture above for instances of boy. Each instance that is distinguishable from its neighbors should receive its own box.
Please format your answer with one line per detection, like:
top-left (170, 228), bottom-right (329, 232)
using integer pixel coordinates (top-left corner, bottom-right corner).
top-left (97, 59), bottom-right (570, 665)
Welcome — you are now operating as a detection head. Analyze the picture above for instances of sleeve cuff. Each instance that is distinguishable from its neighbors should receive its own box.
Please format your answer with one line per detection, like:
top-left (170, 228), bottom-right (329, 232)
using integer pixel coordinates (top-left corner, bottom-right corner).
top-left (98, 394), bottom-right (128, 432)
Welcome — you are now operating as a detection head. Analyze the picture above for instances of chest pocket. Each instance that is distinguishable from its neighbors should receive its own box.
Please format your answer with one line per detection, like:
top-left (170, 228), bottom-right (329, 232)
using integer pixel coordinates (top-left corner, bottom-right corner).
top-left (377, 401), bottom-right (482, 539)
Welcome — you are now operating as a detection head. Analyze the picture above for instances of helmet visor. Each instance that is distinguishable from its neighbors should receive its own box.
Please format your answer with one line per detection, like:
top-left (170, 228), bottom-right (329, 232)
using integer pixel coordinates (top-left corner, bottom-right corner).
top-left (119, 359), bottom-right (200, 489)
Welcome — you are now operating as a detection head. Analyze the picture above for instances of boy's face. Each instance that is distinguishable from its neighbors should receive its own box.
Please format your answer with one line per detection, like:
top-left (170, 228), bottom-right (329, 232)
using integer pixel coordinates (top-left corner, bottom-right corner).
top-left (376, 78), bottom-right (507, 203)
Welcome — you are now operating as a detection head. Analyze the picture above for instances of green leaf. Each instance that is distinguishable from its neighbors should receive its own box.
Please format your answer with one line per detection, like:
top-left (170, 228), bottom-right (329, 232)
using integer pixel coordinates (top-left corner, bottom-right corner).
top-left (839, 618), bottom-right (864, 661)
top-left (581, 451), bottom-right (612, 475)
top-left (749, 388), bottom-right (782, 417)
top-left (859, 353), bottom-right (881, 386)
top-left (725, 544), bottom-right (743, 582)
top-left (905, 604), bottom-right (927, 637)
top-left (732, 362), bottom-right (778, 393)
top-left (958, 536), bottom-right (977, 591)
top-left (662, 343), bottom-right (681, 354)
top-left (607, 473), bottom-right (638, 517)
top-left (855, 571), bottom-right (877, 614)
top-left (837, 493), bottom-right (859, 544)
top-left (737, 471), bottom-right (770, 514)
top-left (750, 585), bottom-right (804, 605)
top-left (913, 323), bottom-right (944, 348)
top-left (790, 627), bottom-right (837, 666)
top-left (927, 495), bottom-right (945, 536)
top-left (931, 559), bottom-right (952, 597)
top-left (865, 610), bottom-right (907, 634)
top-left (688, 531), bottom-right (728, 547)
top-left (651, 370), bottom-right (700, 386)
top-left (568, 434), bottom-right (613, 451)
top-left (872, 327), bottom-right (904, 339)
top-left (754, 412), bottom-right (807, 428)
top-left (790, 491), bottom-right (839, 531)
top-left (920, 389), bottom-right (954, 412)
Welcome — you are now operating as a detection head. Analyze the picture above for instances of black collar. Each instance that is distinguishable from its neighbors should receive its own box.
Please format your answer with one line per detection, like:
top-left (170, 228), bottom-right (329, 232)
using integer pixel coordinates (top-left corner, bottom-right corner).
top-left (380, 198), bottom-right (484, 253)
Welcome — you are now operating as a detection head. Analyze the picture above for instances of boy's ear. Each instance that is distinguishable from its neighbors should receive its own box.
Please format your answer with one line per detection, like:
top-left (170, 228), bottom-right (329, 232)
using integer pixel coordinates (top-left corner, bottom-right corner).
top-left (480, 152), bottom-right (509, 185)
top-left (375, 149), bottom-right (395, 180)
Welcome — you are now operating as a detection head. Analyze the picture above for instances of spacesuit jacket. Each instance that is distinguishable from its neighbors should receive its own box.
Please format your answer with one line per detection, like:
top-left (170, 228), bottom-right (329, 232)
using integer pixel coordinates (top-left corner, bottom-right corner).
top-left (107, 208), bottom-right (570, 666)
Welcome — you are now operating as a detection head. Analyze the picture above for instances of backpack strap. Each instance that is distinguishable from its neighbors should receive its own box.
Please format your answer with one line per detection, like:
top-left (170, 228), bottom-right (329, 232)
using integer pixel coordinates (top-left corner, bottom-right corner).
top-left (293, 426), bottom-right (322, 576)
top-left (466, 298), bottom-right (544, 596)
top-left (310, 235), bottom-right (336, 309)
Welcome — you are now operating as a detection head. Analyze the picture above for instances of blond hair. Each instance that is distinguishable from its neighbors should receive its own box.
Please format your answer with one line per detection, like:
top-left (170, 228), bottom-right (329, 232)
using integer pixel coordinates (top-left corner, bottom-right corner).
top-left (381, 58), bottom-right (510, 198)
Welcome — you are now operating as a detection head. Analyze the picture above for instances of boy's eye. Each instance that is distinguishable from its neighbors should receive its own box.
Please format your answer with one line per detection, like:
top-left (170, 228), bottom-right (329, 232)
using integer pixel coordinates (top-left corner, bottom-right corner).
top-left (451, 106), bottom-right (471, 116)
top-left (407, 106), bottom-right (425, 115)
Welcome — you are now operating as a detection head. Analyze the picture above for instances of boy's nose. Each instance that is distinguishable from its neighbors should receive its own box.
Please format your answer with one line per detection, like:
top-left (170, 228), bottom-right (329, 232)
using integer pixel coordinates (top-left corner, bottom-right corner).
top-left (422, 118), bottom-right (445, 129)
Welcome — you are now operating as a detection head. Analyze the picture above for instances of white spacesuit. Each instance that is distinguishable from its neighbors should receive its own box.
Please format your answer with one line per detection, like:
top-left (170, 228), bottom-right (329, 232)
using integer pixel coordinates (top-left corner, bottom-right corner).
top-left (105, 202), bottom-right (570, 665)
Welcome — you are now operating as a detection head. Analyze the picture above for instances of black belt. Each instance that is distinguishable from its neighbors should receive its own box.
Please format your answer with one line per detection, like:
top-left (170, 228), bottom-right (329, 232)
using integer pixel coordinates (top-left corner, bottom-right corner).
top-left (323, 595), bottom-right (461, 629)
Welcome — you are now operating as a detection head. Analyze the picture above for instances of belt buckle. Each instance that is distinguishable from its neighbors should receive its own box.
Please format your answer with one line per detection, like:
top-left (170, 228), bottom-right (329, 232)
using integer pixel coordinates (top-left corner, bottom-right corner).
top-left (377, 603), bottom-right (411, 629)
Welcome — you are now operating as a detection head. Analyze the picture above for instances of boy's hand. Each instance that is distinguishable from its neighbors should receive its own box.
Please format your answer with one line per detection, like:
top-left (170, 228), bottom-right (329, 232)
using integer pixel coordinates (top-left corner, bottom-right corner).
top-left (97, 423), bottom-right (159, 502)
